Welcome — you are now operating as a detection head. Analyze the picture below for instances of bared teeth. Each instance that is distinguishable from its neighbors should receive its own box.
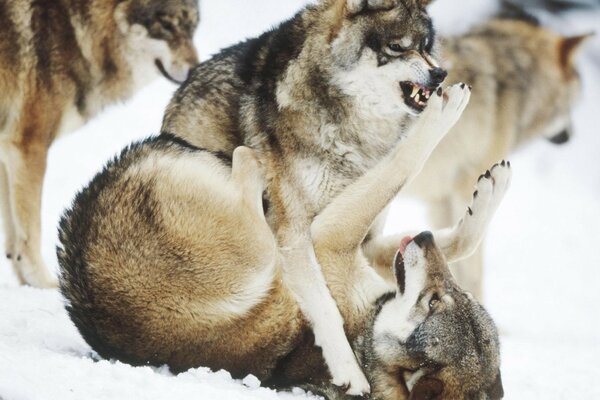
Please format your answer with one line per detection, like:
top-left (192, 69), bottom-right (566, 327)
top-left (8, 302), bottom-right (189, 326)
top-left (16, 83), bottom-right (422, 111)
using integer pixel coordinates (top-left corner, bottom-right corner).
top-left (411, 86), bottom-right (419, 98)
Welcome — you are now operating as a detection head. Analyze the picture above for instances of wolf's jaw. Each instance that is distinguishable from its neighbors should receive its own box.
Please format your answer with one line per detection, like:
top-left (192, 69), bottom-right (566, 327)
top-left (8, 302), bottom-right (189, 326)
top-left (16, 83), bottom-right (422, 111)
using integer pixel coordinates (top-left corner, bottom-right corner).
top-left (400, 81), bottom-right (436, 113)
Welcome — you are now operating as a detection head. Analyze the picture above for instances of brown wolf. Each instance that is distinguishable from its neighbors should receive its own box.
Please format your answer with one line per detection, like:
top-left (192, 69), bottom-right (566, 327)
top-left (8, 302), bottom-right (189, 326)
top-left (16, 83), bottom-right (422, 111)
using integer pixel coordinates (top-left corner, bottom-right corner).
top-left (57, 106), bottom-right (509, 398)
top-left (0, 0), bottom-right (199, 288)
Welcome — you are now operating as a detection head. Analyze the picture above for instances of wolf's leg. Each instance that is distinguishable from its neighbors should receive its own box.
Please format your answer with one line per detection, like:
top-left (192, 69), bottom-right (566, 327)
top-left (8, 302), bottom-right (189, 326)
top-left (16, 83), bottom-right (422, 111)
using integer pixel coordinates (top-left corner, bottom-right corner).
top-left (298, 85), bottom-right (468, 394)
top-left (4, 143), bottom-right (56, 288)
top-left (0, 161), bottom-right (23, 283)
top-left (434, 161), bottom-right (511, 262)
top-left (279, 223), bottom-right (371, 396)
top-left (366, 162), bottom-right (511, 286)
top-left (312, 84), bottom-right (471, 254)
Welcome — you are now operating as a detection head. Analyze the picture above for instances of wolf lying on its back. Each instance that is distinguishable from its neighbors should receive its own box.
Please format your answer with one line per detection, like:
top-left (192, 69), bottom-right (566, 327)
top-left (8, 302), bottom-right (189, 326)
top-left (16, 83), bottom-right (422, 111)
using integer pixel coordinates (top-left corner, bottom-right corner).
top-left (159, 0), bottom-right (455, 392)
top-left (58, 84), bottom-right (508, 398)
top-left (0, 0), bottom-right (199, 288)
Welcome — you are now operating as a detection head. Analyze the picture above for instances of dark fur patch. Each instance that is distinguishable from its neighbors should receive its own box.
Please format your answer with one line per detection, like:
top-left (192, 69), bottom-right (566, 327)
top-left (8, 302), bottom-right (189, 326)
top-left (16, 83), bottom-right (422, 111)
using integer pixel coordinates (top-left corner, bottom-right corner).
top-left (0, 2), bottom-right (20, 68)
top-left (498, 1), bottom-right (541, 25)
top-left (157, 132), bottom-right (233, 166)
top-left (374, 291), bottom-right (397, 316)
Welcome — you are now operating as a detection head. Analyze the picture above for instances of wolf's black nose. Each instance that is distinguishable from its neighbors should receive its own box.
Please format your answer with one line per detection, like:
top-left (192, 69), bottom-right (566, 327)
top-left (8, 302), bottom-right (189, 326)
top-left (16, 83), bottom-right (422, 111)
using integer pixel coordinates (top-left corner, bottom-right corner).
top-left (429, 68), bottom-right (448, 85)
top-left (413, 231), bottom-right (434, 248)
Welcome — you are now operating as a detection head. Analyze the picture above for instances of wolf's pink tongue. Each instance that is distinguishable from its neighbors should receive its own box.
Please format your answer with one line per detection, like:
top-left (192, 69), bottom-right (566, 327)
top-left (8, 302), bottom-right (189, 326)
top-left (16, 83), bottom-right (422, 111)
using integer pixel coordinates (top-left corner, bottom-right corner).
top-left (399, 236), bottom-right (413, 255)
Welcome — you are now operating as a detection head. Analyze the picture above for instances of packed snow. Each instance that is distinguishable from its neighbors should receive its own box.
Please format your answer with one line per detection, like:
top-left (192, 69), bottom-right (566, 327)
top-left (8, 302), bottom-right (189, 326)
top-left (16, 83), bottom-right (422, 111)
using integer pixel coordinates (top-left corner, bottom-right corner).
top-left (1, 0), bottom-right (599, 399)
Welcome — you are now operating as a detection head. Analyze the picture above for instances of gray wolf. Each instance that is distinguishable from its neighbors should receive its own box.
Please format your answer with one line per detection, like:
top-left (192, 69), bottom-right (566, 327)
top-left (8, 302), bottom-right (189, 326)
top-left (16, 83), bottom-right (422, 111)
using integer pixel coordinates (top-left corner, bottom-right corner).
top-left (0, 0), bottom-right (199, 288)
top-left (57, 89), bottom-right (508, 397)
top-left (158, 0), bottom-right (459, 393)
top-left (397, 17), bottom-right (590, 299)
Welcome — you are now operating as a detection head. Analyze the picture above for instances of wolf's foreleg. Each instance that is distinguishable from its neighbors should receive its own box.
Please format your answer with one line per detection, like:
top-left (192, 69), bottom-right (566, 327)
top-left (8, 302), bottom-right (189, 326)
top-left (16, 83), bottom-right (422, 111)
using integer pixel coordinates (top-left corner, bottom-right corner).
top-left (434, 161), bottom-right (512, 262)
top-left (301, 84), bottom-right (469, 394)
top-left (312, 83), bottom-right (471, 254)
top-left (365, 161), bottom-right (511, 282)
top-left (2, 141), bottom-right (57, 288)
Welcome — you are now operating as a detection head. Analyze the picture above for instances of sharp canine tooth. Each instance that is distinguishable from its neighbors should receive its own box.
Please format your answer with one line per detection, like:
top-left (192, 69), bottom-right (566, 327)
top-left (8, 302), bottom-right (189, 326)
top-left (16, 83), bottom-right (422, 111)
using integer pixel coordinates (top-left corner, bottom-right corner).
top-left (411, 86), bottom-right (419, 98)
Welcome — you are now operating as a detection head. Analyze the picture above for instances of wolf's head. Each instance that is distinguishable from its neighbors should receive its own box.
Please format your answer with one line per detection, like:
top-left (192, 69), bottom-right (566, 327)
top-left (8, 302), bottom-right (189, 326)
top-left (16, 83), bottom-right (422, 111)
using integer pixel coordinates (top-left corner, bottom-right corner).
top-left (543, 32), bottom-right (592, 145)
top-left (371, 231), bottom-right (503, 399)
top-left (479, 20), bottom-right (592, 146)
top-left (115, 0), bottom-right (200, 84)
top-left (322, 0), bottom-right (446, 117)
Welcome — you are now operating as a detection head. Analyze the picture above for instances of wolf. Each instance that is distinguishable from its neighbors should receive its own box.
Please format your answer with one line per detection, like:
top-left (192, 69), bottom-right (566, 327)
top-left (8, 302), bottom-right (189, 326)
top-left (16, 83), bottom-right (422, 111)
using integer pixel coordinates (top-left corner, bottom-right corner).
top-left (0, 0), bottom-right (199, 288)
top-left (57, 85), bottom-right (508, 397)
top-left (384, 17), bottom-right (590, 299)
top-left (157, 0), bottom-right (459, 393)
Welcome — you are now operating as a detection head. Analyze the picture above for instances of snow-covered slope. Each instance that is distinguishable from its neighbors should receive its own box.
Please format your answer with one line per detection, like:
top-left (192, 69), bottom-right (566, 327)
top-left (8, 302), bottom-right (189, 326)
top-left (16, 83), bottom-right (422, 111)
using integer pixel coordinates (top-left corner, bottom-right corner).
top-left (1, 1), bottom-right (599, 399)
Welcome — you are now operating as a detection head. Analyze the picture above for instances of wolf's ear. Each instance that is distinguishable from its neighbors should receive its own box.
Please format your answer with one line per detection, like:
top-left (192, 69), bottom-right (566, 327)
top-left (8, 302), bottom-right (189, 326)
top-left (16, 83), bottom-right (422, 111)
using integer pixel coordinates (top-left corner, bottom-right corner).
top-left (416, 0), bottom-right (435, 7)
top-left (345, 0), bottom-right (401, 15)
top-left (408, 377), bottom-right (444, 400)
top-left (559, 33), bottom-right (594, 69)
top-left (486, 370), bottom-right (504, 400)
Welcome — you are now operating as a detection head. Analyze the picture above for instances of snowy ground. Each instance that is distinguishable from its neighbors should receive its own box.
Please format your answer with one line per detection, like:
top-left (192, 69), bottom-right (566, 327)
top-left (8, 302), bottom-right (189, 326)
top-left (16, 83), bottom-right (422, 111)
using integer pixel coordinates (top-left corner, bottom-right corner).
top-left (1, 0), bottom-right (600, 399)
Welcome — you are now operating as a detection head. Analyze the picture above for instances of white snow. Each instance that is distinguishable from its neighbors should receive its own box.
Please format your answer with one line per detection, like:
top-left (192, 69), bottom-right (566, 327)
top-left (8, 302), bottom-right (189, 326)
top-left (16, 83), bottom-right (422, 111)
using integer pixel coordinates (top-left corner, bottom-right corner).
top-left (1, 0), bottom-right (599, 399)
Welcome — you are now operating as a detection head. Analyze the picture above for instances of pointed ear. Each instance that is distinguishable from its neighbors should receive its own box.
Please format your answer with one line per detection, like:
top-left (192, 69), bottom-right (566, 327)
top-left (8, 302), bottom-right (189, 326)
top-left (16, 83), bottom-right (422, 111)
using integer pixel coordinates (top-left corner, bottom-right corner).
top-left (346, 0), bottom-right (366, 14)
top-left (408, 377), bottom-right (444, 400)
top-left (559, 33), bottom-right (594, 69)
top-left (486, 371), bottom-right (504, 400)
top-left (417, 0), bottom-right (435, 8)
top-left (345, 0), bottom-right (405, 15)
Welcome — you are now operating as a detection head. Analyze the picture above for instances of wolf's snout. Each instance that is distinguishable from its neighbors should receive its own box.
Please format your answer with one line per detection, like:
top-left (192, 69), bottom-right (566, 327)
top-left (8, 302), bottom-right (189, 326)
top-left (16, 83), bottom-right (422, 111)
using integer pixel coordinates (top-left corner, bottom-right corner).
top-left (413, 231), bottom-right (434, 248)
top-left (429, 68), bottom-right (448, 86)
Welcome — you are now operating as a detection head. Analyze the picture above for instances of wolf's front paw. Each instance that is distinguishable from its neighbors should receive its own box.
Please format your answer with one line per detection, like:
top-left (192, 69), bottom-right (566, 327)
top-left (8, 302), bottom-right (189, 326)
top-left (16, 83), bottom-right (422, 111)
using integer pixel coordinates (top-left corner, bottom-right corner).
top-left (417, 83), bottom-right (471, 140)
top-left (458, 161), bottom-right (512, 240)
top-left (441, 83), bottom-right (471, 128)
top-left (330, 356), bottom-right (371, 396)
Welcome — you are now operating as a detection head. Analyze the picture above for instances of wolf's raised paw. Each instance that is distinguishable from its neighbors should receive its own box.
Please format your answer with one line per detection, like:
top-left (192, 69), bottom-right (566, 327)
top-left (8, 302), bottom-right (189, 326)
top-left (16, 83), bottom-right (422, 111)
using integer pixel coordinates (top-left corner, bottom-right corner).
top-left (442, 161), bottom-right (512, 262)
top-left (420, 83), bottom-right (471, 133)
top-left (441, 82), bottom-right (471, 127)
top-left (464, 161), bottom-right (512, 223)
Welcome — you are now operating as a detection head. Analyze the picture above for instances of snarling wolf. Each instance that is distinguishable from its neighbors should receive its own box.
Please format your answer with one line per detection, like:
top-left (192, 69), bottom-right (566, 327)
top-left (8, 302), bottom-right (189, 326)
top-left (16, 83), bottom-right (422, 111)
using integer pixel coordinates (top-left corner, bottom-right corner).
top-left (0, 0), bottom-right (199, 287)
top-left (398, 17), bottom-right (590, 299)
top-left (57, 107), bottom-right (510, 398)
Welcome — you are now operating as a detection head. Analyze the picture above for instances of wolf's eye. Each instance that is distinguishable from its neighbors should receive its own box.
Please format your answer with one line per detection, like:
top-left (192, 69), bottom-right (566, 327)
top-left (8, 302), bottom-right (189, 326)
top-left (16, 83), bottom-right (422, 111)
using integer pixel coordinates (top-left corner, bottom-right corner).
top-left (159, 19), bottom-right (176, 33)
top-left (429, 293), bottom-right (440, 309)
top-left (385, 43), bottom-right (407, 56)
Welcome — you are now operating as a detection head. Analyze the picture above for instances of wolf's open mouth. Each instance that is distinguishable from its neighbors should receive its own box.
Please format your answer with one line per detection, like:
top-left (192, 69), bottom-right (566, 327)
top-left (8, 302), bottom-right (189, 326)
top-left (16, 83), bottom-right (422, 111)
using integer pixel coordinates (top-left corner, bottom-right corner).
top-left (155, 59), bottom-right (184, 85)
top-left (400, 82), bottom-right (436, 112)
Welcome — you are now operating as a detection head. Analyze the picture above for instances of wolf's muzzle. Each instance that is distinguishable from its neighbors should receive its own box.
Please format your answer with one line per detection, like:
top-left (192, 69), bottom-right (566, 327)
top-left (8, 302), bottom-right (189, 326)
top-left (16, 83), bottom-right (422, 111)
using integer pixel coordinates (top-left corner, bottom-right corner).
top-left (413, 231), bottom-right (434, 248)
top-left (429, 68), bottom-right (448, 87)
